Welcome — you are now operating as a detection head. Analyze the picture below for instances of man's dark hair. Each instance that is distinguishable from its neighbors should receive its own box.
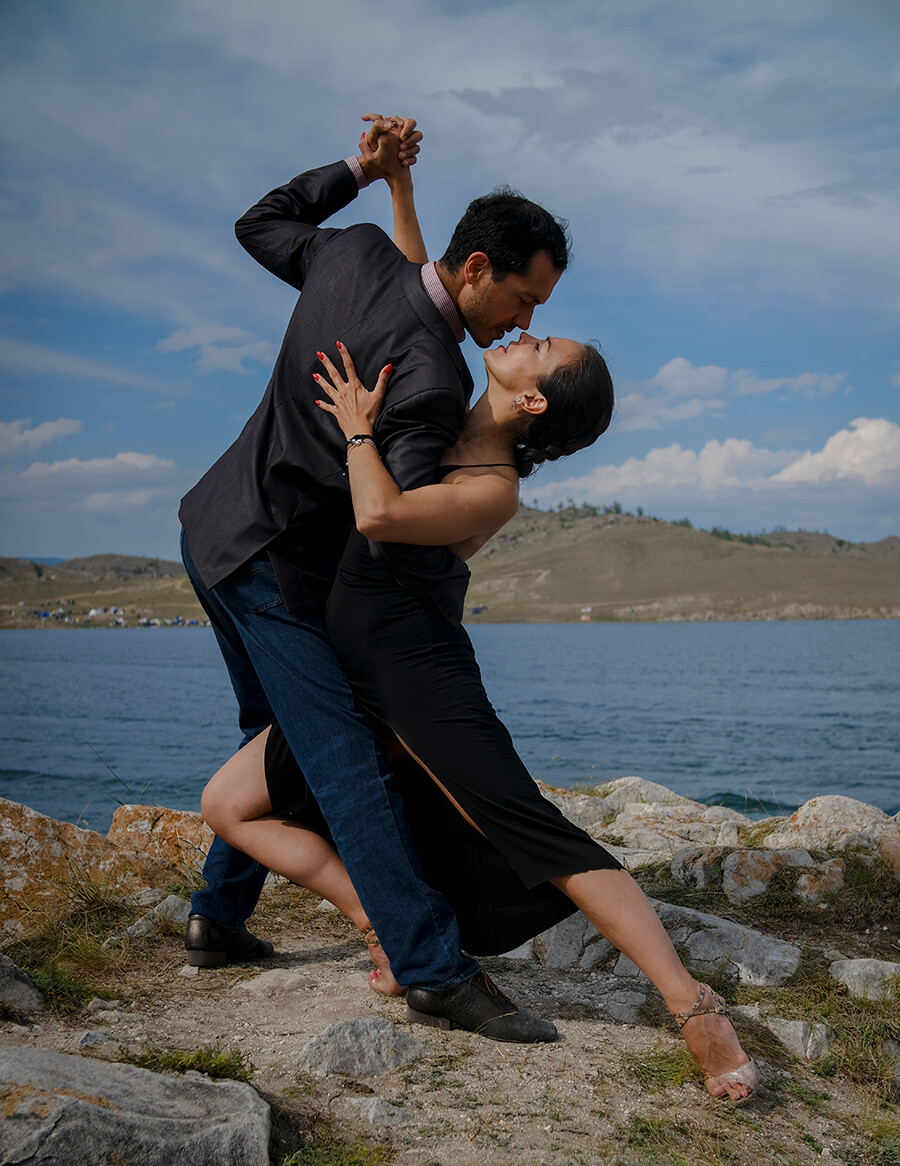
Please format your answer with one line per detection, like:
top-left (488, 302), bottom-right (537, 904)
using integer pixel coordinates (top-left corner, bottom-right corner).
top-left (440, 186), bottom-right (570, 278)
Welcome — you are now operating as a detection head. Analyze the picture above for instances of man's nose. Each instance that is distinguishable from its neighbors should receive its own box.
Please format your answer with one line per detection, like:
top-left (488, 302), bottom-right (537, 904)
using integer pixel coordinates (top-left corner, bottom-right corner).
top-left (513, 306), bottom-right (535, 329)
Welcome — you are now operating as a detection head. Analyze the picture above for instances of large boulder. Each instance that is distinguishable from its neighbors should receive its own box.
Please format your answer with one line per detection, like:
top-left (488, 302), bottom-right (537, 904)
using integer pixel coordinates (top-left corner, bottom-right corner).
top-left (0, 799), bottom-right (181, 939)
top-left (107, 804), bottom-right (214, 872)
top-left (763, 796), bottom-right (890, 852)
top-left (539, 776), bottom-right (690, 831)
top-left (530, 898), bottom-right (800, 986)
top-left (592, 801), bottom-right (751, 858)
top-left (0, 1046), bottom-right (270, 1166)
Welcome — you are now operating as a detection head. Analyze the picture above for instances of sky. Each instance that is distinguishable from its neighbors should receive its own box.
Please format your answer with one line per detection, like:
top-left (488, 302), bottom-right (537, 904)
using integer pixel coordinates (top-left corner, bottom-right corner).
top-left (1, 0), bottom-right (898, 561)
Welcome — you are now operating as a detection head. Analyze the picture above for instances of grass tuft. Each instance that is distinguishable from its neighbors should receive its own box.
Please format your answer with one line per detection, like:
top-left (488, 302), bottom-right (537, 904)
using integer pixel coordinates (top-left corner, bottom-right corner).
top-left (123, 1042), bottom-right (253, 1082)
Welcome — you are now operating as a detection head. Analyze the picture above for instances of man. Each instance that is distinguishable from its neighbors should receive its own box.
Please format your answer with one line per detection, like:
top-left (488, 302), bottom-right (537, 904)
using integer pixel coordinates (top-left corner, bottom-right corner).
top-left (179, 118), bottom-right (568, 1041)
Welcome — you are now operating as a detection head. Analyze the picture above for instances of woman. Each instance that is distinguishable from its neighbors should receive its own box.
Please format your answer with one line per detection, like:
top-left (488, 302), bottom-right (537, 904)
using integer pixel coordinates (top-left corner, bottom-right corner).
top-left (202, 130), bottom-right (757, 1103)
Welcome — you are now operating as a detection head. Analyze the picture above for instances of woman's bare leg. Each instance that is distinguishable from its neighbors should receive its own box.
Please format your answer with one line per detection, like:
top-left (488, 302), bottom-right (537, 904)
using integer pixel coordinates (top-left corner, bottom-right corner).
top-left (201, 729), bottom-right (404, 995)
top-left (552, 868), bottom-right (754, 1100)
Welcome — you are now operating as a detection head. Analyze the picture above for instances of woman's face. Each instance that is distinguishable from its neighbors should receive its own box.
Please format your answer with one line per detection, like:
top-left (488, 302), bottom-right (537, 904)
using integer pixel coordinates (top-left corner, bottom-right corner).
top-left (483, 333), bottom-right (582, 394)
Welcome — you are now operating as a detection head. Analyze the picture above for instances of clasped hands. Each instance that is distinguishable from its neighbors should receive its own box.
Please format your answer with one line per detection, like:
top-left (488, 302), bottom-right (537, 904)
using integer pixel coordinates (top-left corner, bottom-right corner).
top-left (357, 112), bottom-right (422, 185)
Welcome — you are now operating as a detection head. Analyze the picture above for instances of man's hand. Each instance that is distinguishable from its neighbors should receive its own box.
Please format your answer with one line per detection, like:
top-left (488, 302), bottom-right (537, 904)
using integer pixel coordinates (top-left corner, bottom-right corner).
top-left (357, 114), bottom-right (422, 187)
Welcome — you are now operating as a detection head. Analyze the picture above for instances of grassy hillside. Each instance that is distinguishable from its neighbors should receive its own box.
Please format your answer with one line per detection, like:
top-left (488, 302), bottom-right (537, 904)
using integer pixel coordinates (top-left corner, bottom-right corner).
top-left (465, 507), bottom-right (900, 622)
top-left (0, 555), bottom-right (204, 628)
top-left (2, 513), bottom-right (899, 628)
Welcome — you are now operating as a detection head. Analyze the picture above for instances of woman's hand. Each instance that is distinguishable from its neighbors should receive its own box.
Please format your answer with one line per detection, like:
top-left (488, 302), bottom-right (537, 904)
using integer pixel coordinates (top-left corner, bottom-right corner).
top-left (313, 343), bottom-right (393, 440)
top-left (358, 114), bottom-right (421, 187)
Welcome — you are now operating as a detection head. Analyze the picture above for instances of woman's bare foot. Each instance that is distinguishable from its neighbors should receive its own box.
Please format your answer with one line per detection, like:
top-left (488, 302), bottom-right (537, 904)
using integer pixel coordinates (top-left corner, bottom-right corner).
top-left (361, 928), bottom-right (406, 997)
top-left (671, 984), bottom-right (758, 1103)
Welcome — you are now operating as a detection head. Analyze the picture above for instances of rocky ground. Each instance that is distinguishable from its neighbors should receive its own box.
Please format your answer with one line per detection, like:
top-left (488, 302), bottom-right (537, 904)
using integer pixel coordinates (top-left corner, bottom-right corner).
top-left (2, 783), bottom-right (899, 1165)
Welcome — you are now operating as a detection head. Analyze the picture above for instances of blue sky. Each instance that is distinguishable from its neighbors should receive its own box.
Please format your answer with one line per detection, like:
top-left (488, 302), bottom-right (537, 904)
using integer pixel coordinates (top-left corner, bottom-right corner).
top-left (1, 0), bottom-right (898, 560)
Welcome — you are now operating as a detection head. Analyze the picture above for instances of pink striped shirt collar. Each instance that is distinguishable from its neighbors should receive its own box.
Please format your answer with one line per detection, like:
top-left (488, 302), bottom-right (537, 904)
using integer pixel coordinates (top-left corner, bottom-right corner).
top-left (420, 261), bottom-right (465, 343)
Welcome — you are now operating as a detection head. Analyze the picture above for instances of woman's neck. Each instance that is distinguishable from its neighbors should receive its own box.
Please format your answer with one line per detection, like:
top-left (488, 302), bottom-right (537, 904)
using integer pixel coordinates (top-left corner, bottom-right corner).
top-left (442, 392), bottom-right (517, 466)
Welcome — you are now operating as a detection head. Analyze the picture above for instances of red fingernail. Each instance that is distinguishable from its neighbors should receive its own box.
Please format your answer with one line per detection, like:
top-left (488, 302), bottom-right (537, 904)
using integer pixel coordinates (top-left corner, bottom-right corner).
top-left (384, 363), bottom-right (393, 373)
top-left (312, 373), bottom-right (320, 381)
top-left (316, 351), bottom-right (324, 360)
top-left (336, 341), bottom-right (343, 350)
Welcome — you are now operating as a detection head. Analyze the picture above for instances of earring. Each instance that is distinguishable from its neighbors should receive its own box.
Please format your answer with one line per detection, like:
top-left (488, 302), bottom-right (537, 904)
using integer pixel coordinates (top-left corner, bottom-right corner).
top-left (512, 396), bottom-right (522, 411)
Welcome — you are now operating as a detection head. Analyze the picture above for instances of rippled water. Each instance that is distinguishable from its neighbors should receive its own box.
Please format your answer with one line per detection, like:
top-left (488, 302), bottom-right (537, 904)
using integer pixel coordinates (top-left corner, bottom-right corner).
top-left (0, 621), bottom-right (897, 832)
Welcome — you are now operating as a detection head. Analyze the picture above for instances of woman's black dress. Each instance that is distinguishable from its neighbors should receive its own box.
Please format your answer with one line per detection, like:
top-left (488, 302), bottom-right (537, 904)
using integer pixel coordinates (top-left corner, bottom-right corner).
top-left (262, 484), bottom-right (621, 954)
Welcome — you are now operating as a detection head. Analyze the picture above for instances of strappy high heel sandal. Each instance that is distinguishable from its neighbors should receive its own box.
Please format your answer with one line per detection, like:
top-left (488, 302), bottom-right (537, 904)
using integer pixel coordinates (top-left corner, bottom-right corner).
top-left (359, 925), bottom-right (407, 997)
top-left (671, 983), bottom-right (759, 1105)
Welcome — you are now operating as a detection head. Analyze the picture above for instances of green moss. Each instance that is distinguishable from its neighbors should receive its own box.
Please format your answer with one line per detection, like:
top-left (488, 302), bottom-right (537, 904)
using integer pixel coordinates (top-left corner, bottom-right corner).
top-left (123, 1042), bottom-right (253, 1082)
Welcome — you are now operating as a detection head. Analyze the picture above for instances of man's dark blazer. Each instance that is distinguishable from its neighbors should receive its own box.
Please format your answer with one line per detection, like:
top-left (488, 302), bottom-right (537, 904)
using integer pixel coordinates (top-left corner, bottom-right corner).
top-left (179, 160), bottom-right (475, 615)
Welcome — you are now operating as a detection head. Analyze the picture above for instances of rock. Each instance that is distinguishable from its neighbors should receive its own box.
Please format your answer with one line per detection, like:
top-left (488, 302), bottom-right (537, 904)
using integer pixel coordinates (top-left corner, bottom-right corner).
top-left (605, 990), bottom-right (647, 1024)
top-left (720, 849), bottom-right (814, 905)
top-left (107, 804), bottom-right (214, 872)
top-left (77, 1030), bottom-right (113, 1048)
top-left (532, 898), bottom-right (799, 985)
top-left (317, 897), bottom-right (340, 912)
top-left (794, 859), bottom-right (846, 904)
top-left (613, 954), bottom-right (647, 982)
top-left (0, 954), bottom-right (44, 1011)
top-left (829, 958), bottom-right (900, 1001)
top-left (130, 887), bottom-right (171, 908)
top-left (876, 827), bottom-right (900, 880)
top-left (539, 776), bottom-right (690, 831)
top-left (766, 1018), bottom-right (834, 1061)
top-left (654, 901), bottom-right (801, 985)
top-left (297, 1017), bottom-right (428, 1077)
top-left (670, 847), bottom-right (728, 889)
top-left (86, 997), bottom-right (122, 1012)
top-left (500, 939), bottom-right (535, 960)
top-left (125, 893), bottom-right (191, 937)
top-left (594, 802), bottom-right (751, 859)
top-left (533, 912), bottom-right (595, 968)
top-left (882, 1039), bottom-right (900, 1084)
top-left (179, 964), bottom-right (200, 978)
top-left (763, 795), bottom-right (890, 852)
top-left (0, 798), bottom-right (180, 939)
top-left (0, 1046), bottom-right (270, 1165)
top-left (346, 1096), bottom-right (413, 1125)
top-left (235, 969), bottom-right (317, 995)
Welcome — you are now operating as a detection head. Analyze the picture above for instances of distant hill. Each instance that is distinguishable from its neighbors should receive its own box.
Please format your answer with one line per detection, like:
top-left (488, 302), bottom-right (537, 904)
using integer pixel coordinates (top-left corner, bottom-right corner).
top-left (464, 508), bottom-right (900, 622)
top-left (0, 554), bottom-right (201, 628)
top-left (2, 518), bottom-right (898, 628)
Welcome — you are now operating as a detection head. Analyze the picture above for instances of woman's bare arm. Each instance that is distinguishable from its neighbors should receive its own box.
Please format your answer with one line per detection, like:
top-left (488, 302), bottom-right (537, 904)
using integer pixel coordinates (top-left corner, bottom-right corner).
top-left (359, 115), bottom-right (428, 263)
top-left (314, 346), bottom-right (517, 547)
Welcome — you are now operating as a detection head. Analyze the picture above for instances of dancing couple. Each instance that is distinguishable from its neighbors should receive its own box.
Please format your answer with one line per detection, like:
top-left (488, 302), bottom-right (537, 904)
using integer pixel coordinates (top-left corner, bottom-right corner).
top-left (179, 114), bottom-right (756, 1103)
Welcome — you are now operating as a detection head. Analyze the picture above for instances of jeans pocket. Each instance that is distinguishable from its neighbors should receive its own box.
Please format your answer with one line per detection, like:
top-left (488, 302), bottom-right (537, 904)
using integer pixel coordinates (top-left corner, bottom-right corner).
top-left (225, 559), bottom-right (285, 615)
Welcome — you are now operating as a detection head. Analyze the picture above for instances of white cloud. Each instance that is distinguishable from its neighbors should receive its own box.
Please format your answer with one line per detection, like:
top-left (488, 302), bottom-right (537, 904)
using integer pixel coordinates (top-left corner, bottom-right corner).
top-left (773, 417), bottom-right (900, 485)
top-left (0, 338), bottom-right (169, 393)
top-left (617, 357), bottom-right (843, 431)
top-left (19, 452), bottom-right (174, 481)
top-left (0, 418), bottom-right (82, 457)
top-left (157, 326), bottom-right (276, 374)
top-left (529, 417), bottom-right (900, 538)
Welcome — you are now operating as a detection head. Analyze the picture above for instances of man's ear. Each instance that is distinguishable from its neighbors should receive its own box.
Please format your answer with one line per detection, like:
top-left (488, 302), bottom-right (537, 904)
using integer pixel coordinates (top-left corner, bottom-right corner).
top-left (519, 391), bottom-right (548, 417)
top-left (462, 252), bottom-right (492, 286)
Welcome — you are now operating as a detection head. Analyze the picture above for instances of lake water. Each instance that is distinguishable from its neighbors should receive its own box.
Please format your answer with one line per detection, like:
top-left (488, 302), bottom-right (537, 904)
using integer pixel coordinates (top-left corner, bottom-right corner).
top-left (0, 622), bottom-right (897, 834)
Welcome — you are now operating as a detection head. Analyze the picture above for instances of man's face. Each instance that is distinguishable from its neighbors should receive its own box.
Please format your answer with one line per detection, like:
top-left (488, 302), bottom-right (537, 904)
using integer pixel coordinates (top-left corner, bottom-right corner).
top-left (458, 249), bottom-right (562, 349)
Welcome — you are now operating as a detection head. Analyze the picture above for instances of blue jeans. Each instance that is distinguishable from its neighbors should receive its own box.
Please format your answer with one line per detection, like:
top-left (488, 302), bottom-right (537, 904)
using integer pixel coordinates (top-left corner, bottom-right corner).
top-left (182, 532), bottom-right (478, 990)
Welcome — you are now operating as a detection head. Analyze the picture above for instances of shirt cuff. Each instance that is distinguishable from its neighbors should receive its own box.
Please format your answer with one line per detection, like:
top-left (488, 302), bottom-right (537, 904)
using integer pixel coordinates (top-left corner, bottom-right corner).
top-left (345, 156), bottom-right (369, 190)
